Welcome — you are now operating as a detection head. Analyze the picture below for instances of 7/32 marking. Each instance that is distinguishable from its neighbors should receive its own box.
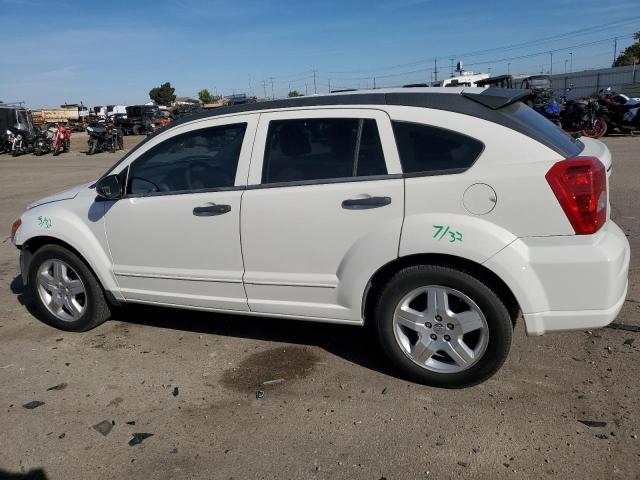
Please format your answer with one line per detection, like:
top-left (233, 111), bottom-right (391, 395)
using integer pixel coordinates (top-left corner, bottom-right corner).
top-left (433, 225), bottom-right (463, 243)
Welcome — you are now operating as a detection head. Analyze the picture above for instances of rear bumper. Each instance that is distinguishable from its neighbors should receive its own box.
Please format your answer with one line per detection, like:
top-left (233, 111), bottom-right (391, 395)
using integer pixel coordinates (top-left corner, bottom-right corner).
top-left (523, 280), bottom-right (627, 335)
top-left (484, 221), bottom-right (630, 336)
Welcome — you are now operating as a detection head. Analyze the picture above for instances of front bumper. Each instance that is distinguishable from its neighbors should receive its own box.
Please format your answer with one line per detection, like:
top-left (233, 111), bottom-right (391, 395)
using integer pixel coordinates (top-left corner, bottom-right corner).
top-left (484, 221), bottom-right (630, 336)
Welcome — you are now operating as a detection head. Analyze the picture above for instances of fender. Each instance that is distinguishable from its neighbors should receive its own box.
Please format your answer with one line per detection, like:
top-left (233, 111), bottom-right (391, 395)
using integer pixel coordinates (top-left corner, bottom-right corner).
top-left (400, 213), bottom-right (517, 264)
top-left (14, 192), bottom-right (122, 299)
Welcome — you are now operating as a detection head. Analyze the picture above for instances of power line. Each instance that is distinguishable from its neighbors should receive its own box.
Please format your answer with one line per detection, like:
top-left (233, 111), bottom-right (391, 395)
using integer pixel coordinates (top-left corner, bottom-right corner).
top-left (322, 16), bottom-right (640, 75)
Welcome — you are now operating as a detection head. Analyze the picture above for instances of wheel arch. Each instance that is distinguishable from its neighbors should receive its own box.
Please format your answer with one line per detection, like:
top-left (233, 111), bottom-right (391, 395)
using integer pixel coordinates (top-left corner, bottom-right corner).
top-left (362, 253), bottom-right (521, 327)
top-left (20, 235), bottom-right (121, 305)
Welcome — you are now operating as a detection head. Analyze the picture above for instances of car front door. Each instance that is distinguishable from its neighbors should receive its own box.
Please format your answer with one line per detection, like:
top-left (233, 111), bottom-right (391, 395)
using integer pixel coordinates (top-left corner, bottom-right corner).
top-left (241, 109), bottom-right (404, 321)
top-left (104, 115), bottom-right (258, 311)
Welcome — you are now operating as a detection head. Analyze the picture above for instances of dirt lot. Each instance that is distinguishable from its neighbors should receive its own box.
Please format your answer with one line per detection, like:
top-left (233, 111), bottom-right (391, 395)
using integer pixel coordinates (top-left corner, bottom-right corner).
top-left (0, 133), bottom-right (638, 480)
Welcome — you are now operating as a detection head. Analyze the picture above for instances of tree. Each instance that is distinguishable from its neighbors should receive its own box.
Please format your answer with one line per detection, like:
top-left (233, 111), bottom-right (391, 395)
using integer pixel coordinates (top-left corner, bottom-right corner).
top-left (288, 90), bottom-right (302, 97)
top-left (613, 32), bottom-right (640, 67)
top-left (149, 82), bottom-right (176, 106)
top-left (198, 89), bottom-right (213, 103)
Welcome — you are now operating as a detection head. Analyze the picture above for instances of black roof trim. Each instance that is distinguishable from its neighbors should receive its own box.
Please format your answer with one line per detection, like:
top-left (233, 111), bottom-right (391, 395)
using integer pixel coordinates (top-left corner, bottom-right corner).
top-left (461, 88), bottom-right (529, 109)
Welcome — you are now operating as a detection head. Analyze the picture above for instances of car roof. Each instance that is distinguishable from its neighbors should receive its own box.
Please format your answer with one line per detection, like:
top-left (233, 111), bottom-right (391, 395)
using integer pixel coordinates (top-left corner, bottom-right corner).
top-left (166, 87), bottom-right (528, 129)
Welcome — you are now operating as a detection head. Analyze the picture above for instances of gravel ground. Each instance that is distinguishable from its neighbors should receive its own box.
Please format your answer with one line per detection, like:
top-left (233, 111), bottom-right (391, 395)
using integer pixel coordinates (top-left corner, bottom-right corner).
top-left (0, 133), bottom-right (638, 480)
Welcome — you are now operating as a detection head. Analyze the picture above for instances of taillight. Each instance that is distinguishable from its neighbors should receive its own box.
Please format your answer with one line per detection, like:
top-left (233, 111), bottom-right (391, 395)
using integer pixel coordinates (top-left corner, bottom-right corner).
top-left (545, 156), bottom-right (607, 235)
top-left (10, 218), bottom-right (21, 245)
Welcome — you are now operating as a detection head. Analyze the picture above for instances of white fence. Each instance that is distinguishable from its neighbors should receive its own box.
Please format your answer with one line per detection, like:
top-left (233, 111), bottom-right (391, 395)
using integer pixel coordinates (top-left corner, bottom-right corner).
top-left (549, 65), bottom-right (640, 100)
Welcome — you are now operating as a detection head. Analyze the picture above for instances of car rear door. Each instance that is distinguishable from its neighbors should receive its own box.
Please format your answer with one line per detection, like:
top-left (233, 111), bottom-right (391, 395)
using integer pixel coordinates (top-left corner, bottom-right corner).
top-left (240, 108), bottom-right (404, 322)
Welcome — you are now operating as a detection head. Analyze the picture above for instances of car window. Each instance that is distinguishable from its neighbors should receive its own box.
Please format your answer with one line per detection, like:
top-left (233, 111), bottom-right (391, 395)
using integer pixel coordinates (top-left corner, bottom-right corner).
top-left (262, 118), bottom-right (387, 184)
top-left (392, 121), bottom-right (484, 174)
top-left (128, 123), bottom-right (247, 195)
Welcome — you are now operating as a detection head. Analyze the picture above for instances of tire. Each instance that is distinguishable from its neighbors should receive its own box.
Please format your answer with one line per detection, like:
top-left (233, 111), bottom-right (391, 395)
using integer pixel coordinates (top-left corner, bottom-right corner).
top-left (374, 265), bottom-right (512, 388)
top-left (581, 117), bottom-right (607, 138)
top-left (109, 138), bottom-right (116, 153)
top-left (132, 125), bottom-right (142, 136)
top-left (87, 139), bottom-right (97, 155)
top-left (53, 145), bottom-right (61, 156)
top-left (27, 245), bottom-right (111, 332)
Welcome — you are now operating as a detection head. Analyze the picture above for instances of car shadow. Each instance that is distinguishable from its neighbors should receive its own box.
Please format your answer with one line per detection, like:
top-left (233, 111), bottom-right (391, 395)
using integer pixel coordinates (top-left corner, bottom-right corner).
top-left (10, 275), bottom-right (396, 379)
top-left (0, 468), bottom-right (48, 479)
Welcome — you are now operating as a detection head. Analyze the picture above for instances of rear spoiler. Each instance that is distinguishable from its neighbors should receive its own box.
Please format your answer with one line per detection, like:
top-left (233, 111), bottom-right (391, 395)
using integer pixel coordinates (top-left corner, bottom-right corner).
top-left (461, 89), bottom-right (529, 110)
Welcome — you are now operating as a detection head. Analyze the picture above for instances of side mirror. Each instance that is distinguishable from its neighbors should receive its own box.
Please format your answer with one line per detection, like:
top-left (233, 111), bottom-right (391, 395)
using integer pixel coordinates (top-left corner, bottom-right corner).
top-left (95, 174), bottom-right (122, 200)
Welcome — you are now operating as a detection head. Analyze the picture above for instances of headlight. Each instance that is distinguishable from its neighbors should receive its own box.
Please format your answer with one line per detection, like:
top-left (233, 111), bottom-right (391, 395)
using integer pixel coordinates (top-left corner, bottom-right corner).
top-left (6, 129), bottom-right (11, 135)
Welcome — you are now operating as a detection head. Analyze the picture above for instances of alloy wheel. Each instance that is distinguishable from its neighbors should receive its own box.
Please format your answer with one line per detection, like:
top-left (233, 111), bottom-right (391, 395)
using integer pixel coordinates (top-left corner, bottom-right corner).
top-left (392, 285), bottom-right (489, 373)
top-left (36, 259), bottom-right (87, 322)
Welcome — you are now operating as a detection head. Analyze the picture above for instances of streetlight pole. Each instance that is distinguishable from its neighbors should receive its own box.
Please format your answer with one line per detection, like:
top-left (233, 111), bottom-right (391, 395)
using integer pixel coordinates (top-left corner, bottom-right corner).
top-left (550, 51), bottom-right (553, 75)
top-left (507, 62), bottom-right (511, 75)
top-left (570, 52), bottom-right (573, 73)
top-left (565, 59), bottom-right (568, 74)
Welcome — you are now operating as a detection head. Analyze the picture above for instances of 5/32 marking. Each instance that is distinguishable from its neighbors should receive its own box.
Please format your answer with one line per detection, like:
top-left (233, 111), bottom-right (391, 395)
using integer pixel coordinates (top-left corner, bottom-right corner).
top-left (433, 225), bottom-right (462, 243)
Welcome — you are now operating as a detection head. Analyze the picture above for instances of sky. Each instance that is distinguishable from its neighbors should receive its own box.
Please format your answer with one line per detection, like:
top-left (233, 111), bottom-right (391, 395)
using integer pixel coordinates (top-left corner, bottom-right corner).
top-left (0, 0), bottom-right (638, 108)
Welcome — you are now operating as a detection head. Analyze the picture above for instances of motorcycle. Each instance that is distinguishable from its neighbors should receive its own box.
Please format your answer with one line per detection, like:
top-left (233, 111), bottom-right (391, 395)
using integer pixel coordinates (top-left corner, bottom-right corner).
top-left (86, 121), bottom-right (123, 155)
top-left (559, 97), bottom-right (607, 138)
top-left (52, 123), bottom-right (72, 155)
top-left (33, 127), bottom-right (54, 156)
top-left (597, 87), bottom-right (640, 134)
top-left (6, 126), bottom-right (37, 156)
top-left (534, 100), bottom-right (562, 127)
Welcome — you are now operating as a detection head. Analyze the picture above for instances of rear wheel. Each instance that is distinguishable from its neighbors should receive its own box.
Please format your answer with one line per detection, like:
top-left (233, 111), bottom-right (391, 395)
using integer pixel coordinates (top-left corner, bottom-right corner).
top-left (87, 139), bottom-right (97, 155)
top-left (28, 245), bottom-right (111, 331)
top-left (132, 125), bottom-right (142, 135)
top-left (374, 265), bottom-right (512, 388)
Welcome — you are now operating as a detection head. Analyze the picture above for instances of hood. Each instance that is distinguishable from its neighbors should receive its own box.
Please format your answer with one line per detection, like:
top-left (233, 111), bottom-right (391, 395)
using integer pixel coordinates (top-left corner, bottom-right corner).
top-left (28, 182), bottom-right (91, 209)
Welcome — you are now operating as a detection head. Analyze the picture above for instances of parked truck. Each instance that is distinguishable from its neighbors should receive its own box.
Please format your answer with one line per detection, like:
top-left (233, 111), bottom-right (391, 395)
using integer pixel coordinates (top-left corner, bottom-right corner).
top-left (31, 104), bottom-right (88, 131)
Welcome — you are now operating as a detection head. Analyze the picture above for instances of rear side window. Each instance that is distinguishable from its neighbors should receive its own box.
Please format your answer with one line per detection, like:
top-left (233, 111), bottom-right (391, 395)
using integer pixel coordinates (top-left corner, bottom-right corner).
top-left (262, 118), bottom-right (387, 184)
top-left (392, 122), bottom-right (484, 174)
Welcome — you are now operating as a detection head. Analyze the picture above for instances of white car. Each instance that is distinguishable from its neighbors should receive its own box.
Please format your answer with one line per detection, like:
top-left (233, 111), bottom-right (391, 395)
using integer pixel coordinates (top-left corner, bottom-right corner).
top-left (10, 88), bottom-right (630, 387)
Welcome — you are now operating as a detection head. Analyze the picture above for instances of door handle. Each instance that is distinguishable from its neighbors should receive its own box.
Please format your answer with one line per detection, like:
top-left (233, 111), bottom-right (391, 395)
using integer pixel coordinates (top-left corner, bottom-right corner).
top-left (341, 196), bottom-right (392, 210)
top-left (192, 203), bottom-right (231, 216)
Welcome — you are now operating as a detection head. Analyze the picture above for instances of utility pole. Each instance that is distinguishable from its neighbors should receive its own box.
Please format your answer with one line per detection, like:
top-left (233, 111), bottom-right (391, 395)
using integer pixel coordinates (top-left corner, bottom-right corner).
top-left (449, 58), bottom-right (454, 76)
top-left (248, 73), bottom-right (253, 96)
top-left (507, 62), bottom-right (511, 75)
top-left (434, 59), bottom-right (438, 83)
top-left (328, 78), bottom-right (331, 93)
top-left (565, 59), bottom-right (568, 73)
top-left (262, 81), bottom-right (267, 99)
top-left (613, 37), bottom-right (618, 65)
top-left (305, 83), bottom-right (308, 96)
top-left (312, 69), bottom-right (317, 95)
top-left (373, 77), bottom-right (377, 89)
top-left (549, 51), bottom-right (553, 75)
top-left (570, 52), bottom-right (573, 73)
top-left (269, 77), bottom-right (274, 99)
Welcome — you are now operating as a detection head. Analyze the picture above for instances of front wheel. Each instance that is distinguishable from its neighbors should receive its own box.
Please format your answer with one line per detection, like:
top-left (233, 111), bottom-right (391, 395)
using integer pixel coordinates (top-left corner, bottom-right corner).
top-left (581, 117), bottom-right (607, 138)
top-left (374, 265), bottom-right (513, 388)
top-left (28, 245), bottom-right (111, 331)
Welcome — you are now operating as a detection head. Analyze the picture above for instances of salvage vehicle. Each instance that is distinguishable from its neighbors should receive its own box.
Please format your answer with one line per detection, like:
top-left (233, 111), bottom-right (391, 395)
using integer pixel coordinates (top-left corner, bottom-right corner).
top-left (118, 105), bottom-right (161, 135)
top-left (86, 121), bottom-right (123, 154)
top-left (53, 123), bottom-right (72, 155)
top-left (10, 88), bottom-right (630, 387)
top-left (0, 105), bottom-right (33, 152)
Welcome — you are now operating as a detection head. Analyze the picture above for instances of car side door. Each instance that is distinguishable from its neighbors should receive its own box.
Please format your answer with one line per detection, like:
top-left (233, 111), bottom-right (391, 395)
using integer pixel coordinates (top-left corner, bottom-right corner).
top-left (240, 108), bottom-right (404, 322)
top-left (103, 114), bottom-right (258, 311)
